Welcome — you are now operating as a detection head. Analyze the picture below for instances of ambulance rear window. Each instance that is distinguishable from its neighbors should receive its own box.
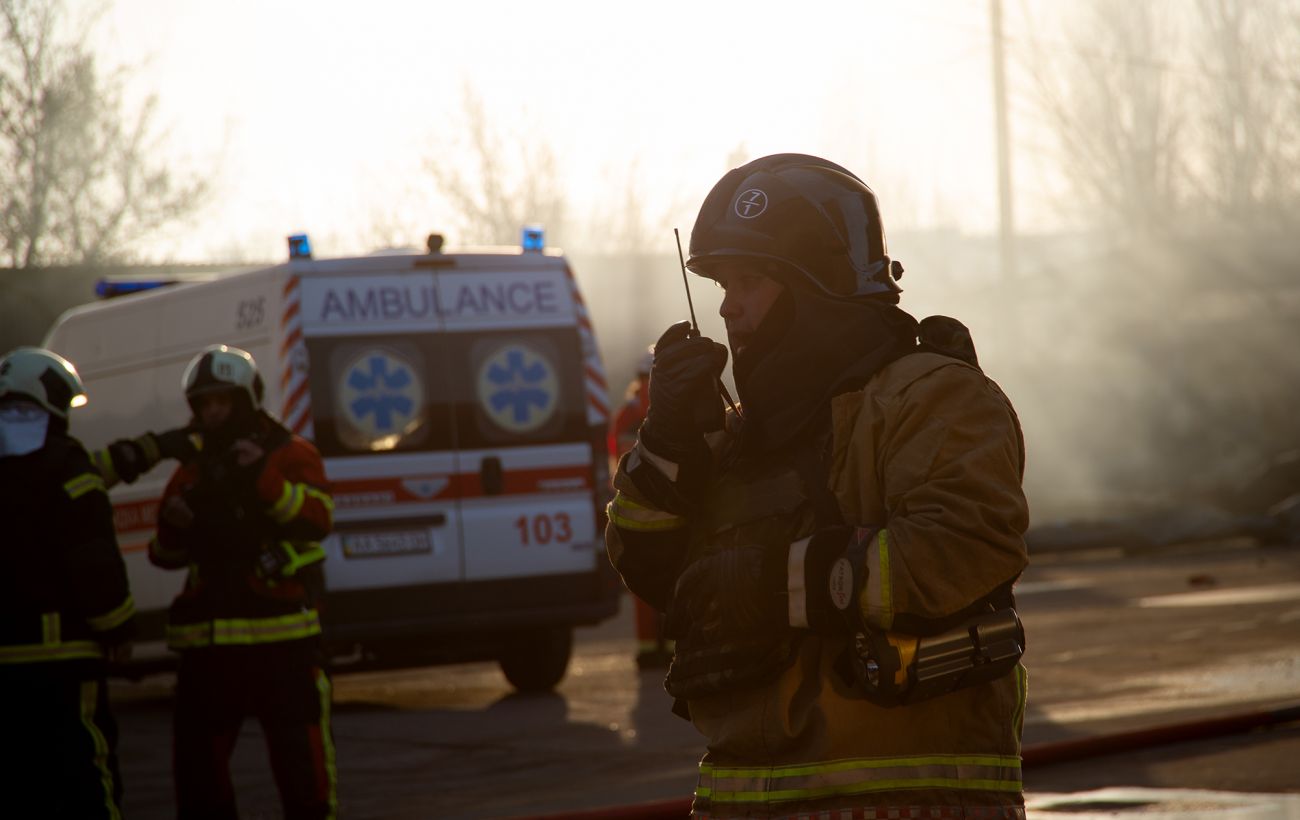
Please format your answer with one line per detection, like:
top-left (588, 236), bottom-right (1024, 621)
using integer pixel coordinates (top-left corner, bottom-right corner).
top-left (305, 329), bottom-right (587, 456)
top-left (307, 337), bottom-right (452, 455)
top-left (446, 329), bottom-right (589, 450)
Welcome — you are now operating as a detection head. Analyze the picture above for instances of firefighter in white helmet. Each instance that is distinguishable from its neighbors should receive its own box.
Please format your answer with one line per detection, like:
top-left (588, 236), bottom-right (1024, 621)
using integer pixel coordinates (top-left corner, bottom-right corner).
top-left (0, 347), bottom-right (135, 819)
top-left (149, 344), bottom-right (337, 818)
top-left (606, 154), bottom-right (1029, 818)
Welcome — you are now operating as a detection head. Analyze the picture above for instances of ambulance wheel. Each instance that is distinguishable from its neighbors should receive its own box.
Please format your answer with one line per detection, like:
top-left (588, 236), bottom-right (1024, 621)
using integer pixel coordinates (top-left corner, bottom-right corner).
top-left (499, 626), bottom-right (573, 692)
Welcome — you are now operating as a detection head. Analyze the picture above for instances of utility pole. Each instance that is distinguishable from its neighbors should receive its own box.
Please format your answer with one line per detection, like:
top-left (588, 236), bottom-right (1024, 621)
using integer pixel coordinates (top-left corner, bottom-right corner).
top-left (991, 0), bottom-right (1017, 280)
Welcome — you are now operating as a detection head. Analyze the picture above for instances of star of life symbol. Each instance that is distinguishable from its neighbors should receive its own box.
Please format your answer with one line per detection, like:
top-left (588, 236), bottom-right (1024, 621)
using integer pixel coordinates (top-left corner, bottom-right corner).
top-left (735, 188), bottom-right (768, 219)
top-left (477, 344), bottom-right (558, 433)
top-left (339, 350), bottom-right (423, 441)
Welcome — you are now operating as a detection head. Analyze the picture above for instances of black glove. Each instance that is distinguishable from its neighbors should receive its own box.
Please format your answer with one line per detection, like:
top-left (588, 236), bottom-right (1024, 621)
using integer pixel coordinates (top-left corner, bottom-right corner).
top-left (662, 544), bottom-right (794, 701)
top-left (627, 321), bottom-right (727, 514)
top-left (107, 427), bottom-right (199, 485)
top-left (105, 438), bottom-right (150, 484)
top-left (150, 426), bottom-right (199, 463)
top-left (642, 321), bottom-right (728, 454)
top-left (666, 527), bottom-right (874, 640)
top-left (665, 544), bottom-right (787, 641)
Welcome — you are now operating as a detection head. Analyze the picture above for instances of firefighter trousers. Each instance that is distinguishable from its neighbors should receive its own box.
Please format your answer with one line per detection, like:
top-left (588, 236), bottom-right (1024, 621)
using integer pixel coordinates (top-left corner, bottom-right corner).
top-left (173, 642), bottom-right (337, 820)
top-left (0, 662), bottom-right (124, 819)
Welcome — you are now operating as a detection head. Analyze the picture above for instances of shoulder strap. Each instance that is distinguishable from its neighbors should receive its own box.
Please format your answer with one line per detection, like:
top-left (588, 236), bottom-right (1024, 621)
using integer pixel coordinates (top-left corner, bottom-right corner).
top-left (917, 315), bottom-right (981, 371)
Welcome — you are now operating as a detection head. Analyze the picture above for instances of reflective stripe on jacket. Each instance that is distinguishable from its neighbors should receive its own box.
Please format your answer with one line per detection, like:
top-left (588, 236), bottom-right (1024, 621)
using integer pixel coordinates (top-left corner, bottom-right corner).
top-left (696, 751), bottom-right (1024, 805)
top-left (165, 609), bottom-right (322, 648)
top-left (0, 612), bottom-right (104, 664)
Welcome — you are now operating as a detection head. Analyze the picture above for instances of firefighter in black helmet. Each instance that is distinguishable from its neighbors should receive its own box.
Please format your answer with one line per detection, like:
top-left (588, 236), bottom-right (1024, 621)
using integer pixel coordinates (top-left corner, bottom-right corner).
top-left (0, 347), bottom-right (135, 819)
top-left (150, 344), bottom-right (337, 819)
top-left (606, 154), bottom-right (1030, 818)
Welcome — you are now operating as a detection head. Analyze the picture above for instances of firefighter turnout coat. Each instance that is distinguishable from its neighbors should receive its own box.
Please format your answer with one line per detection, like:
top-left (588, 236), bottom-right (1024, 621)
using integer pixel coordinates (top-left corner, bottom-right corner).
top-left (0, 434), bottom-right (135, 664)
top-left (0, 432), bottom-right (135, 819)
top-left (607, 352), bottom-right (1030, 818)
top-left (149, 415), bottom-right (333, 650)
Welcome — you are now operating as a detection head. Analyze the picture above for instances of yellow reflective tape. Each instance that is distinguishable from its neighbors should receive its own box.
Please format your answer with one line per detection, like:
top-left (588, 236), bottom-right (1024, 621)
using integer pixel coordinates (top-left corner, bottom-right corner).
top-left (136, 434), bottom-right (161, 463)
top-left (305, 486), bottom-right (334, 513)
top-left (79, 680), bottom-right (121, 820)
top-left (1013, 663), bottom-right (1029, 740)
top-left (165, 622), bottom-right (212, 649)
top-left (282, 541), bottom-right (326, 575)
top-left (698, 754), bottom-right (1023, 804)
top-left (89, 450), bottom-right (120, 487)
top-left (0, 641), bottom-right (103, 664)
top-left (607, 493), bottom-right (686, 532)
top-left (270, 481), bottom-right (306, 524)
top-left (315, 668), bottom-right (339, 818)
top-left (87, 595), bottom-right (135, 633)
top-left (700, 777), bottom-right (1023, 803)
top-left (700, 754), bottom-right (1022, 780)
top-left (64, 472), bottom-right (106, 500)
top-left (42, 611), bottom-right (61, 643)
top-left (864, 528), bottom-right (895, 629)
top-left (166, 610), bottom-right (322, 649)
top-left (878, 529), bottom-right (892, 629)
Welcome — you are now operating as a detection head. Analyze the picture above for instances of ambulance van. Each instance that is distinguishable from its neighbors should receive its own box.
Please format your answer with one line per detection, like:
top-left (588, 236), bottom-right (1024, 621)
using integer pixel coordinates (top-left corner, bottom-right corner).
top-left (43, 233), bottom-right (621, 691)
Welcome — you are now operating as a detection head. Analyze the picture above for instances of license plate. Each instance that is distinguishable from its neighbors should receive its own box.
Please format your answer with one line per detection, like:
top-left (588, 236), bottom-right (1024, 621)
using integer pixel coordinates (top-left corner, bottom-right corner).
top-left (342, 530), bottom-right (432, 558)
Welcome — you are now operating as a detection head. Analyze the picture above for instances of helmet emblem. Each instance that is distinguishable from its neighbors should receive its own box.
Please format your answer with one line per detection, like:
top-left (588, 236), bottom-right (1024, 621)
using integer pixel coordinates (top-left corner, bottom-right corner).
top-left (734, 189), bottom-right (768, 219)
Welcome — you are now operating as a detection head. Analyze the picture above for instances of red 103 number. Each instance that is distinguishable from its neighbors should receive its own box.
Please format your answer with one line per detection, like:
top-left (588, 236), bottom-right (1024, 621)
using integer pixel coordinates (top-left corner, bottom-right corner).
top-left (514, 512), bottom-right (573, 546)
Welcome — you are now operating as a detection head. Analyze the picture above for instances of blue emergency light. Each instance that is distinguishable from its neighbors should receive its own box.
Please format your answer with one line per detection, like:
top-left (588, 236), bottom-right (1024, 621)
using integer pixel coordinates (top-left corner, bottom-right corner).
top-left (288, 233), bottom-right (313, 260)
top-left (95, 279), bottom-right (177, 299)
top-left (521, 225), bottom-right (544, 252)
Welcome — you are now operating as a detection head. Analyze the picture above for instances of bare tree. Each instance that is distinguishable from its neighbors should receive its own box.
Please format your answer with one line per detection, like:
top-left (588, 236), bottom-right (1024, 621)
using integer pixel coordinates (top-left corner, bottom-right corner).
top-left (424, 85), bottom-right (567, 247)
top-left (1022, 0), bottom-right (1190, 239)
top-left (0, 0), bottom-right (206, 268)
top-left (1190, 0), bottom-right (1300, 228)
top-left (1023, 0), bottom-right (1300, 237)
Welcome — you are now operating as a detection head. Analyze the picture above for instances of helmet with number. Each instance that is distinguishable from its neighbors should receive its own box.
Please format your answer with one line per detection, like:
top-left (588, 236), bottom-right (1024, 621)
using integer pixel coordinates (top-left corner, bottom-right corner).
top-left (686, 153), bottom-right (902, 297)
top-left (0, 347), bottom-right (87, 419)
top-left (182, 344), bottom-right (264, 414)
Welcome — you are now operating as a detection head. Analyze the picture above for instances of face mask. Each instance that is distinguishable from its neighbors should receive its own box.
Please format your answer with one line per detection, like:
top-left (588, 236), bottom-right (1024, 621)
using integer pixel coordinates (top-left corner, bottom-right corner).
top-left (0, 403), bottom-right (51, 457)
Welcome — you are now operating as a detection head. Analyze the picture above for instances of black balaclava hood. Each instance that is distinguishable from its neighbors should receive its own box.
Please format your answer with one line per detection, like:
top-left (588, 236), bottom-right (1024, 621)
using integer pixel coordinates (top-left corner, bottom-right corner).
top-left (732, 285), bottom-right (918, 453)
top-left (196, 392), bottom-right (259, 455)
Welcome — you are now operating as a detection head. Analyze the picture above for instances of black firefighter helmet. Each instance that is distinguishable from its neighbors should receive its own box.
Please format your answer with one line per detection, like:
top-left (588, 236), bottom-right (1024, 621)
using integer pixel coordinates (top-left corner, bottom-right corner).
top-left (686, 153), bottom-right (902, 298)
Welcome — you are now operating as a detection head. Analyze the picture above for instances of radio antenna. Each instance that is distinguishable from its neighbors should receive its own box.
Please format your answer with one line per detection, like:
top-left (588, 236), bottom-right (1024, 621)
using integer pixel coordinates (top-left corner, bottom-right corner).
top-left (674, 228), bottom-right (700, 333)
top-left (673, 228), bottom-right (741, 419)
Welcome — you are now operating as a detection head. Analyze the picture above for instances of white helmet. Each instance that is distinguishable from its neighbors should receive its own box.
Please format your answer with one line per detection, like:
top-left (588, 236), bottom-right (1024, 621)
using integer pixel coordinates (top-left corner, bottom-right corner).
top-left (0, 347), bottom-right (87, 419)
top-left (182, 345), bottom-right (264, 412)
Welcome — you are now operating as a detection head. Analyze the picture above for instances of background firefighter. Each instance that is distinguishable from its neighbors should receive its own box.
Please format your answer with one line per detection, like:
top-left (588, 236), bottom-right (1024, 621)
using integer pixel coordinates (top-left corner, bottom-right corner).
top-left (0, 347), bottom-right (135, 819)
top-left (609, 347), bottom-right (675, 668)
top-left (150, 344), bottom-right (337, 820)
top-left (606, 154), bottom-right (1030, 818)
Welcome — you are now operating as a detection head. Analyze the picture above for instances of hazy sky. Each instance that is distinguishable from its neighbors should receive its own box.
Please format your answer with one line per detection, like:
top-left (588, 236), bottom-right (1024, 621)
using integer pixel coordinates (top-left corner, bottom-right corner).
top-left (85, 0), bottom-right (1056, 262)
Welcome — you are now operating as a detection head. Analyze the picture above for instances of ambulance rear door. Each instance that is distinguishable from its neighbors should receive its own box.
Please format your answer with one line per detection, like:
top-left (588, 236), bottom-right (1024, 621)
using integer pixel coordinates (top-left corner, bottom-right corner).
top-left (436, 257), bottom-right (603, 592)
top-left (299, 261), bottom-right (464, 592)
